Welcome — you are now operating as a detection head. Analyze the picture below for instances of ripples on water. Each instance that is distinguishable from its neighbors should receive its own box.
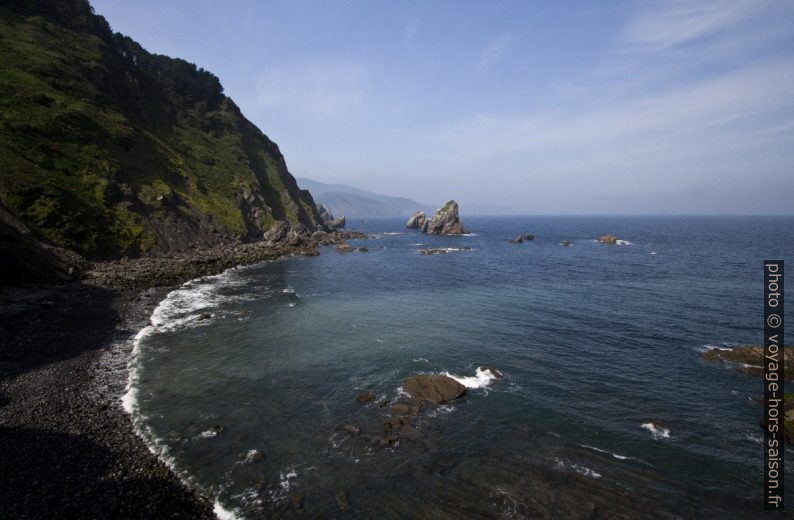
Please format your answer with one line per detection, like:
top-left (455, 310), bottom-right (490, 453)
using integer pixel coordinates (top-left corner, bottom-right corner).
top-left (127, 216), bottom-right (793, 518)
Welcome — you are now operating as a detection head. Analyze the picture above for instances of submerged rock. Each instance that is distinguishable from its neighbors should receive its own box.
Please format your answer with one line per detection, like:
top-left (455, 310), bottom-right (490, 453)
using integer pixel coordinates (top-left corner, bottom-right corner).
top-left (597, 234), bottom-right (619, 244)
top-left (244, 449), bottom-right (263, 463)
top-left (418, 247), bottom-right (472, 255)
top-left (336, 243), bottom-right (354, 253)
top-left (702, 345), bottom-right (794, 380)
top-left (560, 240), bottom-right (571, 247)
top-left (525, 234), bottom-right (535, 241)
top-left (356, 392), bottom-right (375, 403)
top-left (344, 424), bottom-right (361, 436)
top-left (358, 247), bottom-right (368, 252)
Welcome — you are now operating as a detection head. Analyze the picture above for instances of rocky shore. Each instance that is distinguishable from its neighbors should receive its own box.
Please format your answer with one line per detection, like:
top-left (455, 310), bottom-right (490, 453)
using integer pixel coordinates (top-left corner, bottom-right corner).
top-left (0, 230), bottom-right (367, 519)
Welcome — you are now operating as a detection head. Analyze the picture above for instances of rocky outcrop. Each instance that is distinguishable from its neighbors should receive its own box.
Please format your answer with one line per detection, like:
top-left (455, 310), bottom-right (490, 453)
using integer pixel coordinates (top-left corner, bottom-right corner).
top-left (407, 201), bottom-right (467, 235)
top-left (598, 234), bottom-right (619, 244)
top-left (418, 247), bottom-right (471, 255)
top-left (510, 234), bottom-right (523, 244)
top-left (406, 211), bottom-right (428, 232)
top-left (525, 234), bottom-right (535, 241)
top-left (426, 201), bottom-right (466, 235)
top-left (703, 345), bottom-right (794, 445)
top-left (402, 374), bottom-right (466, 404)
top-left (85, 228), bottom-right (370, 290)
top-left (560, 240), bottom-right (571, 247)
top-left (263, 221), bottom-right (290, 243)
top-left (317, 204), bottom-right (346, 229)
top-left (702, 345), bottom-right (794, 380)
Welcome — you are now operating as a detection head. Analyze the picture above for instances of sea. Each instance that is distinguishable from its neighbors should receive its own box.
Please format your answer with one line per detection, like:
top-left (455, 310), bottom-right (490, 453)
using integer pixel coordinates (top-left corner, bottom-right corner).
top-left (122, 215), bottom-right (793, 519)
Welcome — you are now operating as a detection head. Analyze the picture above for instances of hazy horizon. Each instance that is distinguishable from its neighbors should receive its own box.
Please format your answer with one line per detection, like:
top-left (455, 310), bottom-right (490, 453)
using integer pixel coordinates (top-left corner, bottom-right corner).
top-left (91, 0), bottom-right (794, 215)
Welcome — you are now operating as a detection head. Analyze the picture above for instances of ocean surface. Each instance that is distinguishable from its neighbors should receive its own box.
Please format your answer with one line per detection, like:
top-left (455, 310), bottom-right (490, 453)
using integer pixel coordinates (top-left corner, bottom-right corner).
top-left (125, 216), bottom-right (793, 519)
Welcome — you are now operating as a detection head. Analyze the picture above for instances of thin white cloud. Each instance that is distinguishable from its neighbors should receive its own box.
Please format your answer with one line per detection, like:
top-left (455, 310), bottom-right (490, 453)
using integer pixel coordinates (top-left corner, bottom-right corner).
top-left (430, 57), bottom-right (794, 183)
top-left (621, 0), bottom-right (776, 50)
top-left (255, 60), bottom-right (368, 120)
top-left (475, 31), bottom-right (519, 72)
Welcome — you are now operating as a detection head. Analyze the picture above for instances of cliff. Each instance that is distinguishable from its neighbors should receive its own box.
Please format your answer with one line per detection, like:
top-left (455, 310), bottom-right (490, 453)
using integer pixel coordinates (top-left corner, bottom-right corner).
top-left (0, 0), bottom-right (324, 260)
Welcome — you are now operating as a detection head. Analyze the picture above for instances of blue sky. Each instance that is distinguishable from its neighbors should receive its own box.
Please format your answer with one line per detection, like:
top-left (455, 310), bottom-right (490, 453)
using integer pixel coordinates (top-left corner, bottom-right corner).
top-left (91, 0), bottom-right (794, 214)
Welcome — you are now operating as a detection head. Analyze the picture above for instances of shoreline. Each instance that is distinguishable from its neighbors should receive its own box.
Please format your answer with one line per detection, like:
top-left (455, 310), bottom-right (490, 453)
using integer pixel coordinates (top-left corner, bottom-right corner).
top-left (0, 231), bottom-right (364, 519)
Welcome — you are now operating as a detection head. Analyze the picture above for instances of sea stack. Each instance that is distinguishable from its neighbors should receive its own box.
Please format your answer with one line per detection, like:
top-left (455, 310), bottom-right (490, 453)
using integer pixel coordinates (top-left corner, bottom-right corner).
top-left (406, 201), bottom-right (467, 235)
top-left (406, 211), bottom-right (428, 232)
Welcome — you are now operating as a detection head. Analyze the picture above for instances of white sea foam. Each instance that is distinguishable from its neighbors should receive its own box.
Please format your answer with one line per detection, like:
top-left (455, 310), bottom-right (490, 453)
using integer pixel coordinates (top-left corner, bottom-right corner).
top-left (553, 458), bottom-right (601, 479)
top-left (443, 367), bottom-right (500, 389)
top-left (650, 251), bottom-right (657, 255)
top-left (279, 468), bottom-right (298, 491)
top-left (641, 422), bottom-right (671, 440)
top-left (282, 288), bottom-right (295, 294)
top-left (615, 240), bottom-right (632, 246)
top-left (213, 500), bottom-right (241, 520)
top-left (199, 429), bottom-right (217, 439)
top-left (413, 357), bottom-right (429, 363)
top-left (382, 232), bottom-right (404, 235)
top-left (427, 404), bottom-right (456, 417)
top-left (376, 338), bottom-right (384, 343)
top-left (572, 464), bottom-right (602, 479)
top-left (121, 266), bottom-right (265, 515)
top-left (694, 343), bottom-right (735, 353)
top-left (580, 444), bottom-right (629, 460)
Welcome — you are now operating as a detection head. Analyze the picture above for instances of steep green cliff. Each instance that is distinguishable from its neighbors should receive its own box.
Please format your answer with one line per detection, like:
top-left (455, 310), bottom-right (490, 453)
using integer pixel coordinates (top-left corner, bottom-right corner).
top-left (0, 0), bottom-right (323, 258)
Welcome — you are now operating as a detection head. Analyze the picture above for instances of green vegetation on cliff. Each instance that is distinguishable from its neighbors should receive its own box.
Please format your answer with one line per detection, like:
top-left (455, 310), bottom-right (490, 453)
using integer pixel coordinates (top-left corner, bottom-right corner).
top-left (0, 0), bottom-right (322, 258)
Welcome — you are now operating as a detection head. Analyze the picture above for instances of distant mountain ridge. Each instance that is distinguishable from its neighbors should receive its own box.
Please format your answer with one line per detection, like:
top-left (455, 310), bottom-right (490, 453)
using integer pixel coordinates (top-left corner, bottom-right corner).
top-left (297, 178), bottom-right (432, 217)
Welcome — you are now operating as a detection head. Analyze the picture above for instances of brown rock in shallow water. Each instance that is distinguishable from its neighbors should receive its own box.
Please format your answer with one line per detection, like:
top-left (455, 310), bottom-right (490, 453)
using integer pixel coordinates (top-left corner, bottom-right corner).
top-left (356, 392), bottom-right (375, 403)
top-left (390, 403), bottom-right (414, 417)
top-left (597, 234), bottom-right (619, 244)
top-left (402, 374), bottom-right (466, 404)
top-left (701, 345), bottom-right (794, 380)
top-left (344, 424), bottom-right (360, 436)
top-left (336, 244), bottom-right (354, 253)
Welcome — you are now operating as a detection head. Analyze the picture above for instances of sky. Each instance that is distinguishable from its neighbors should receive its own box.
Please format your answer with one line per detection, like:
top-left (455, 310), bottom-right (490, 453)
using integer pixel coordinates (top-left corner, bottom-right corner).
top-left (91, 0), bottom-right (794, 214)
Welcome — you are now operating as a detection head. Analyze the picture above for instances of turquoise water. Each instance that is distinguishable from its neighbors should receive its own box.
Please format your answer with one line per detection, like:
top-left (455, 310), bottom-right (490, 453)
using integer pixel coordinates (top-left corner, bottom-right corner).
top-left (127, 216), bottom-right (793, 518)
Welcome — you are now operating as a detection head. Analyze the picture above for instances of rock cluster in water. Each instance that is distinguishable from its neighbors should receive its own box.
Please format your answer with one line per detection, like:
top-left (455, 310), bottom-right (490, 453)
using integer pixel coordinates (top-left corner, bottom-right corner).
top-left (406, 201), bottom-right (467, 235)
top-left (348, 374), bottom-right (467, 447)
top-left (597, 234), bottom-right (619, 244)
top-left (702, 345), bottom-right (794, 444)
top-left (346, 370), bottom-right (505, 449)
top-left (701, 345), bottom-right (793, 380)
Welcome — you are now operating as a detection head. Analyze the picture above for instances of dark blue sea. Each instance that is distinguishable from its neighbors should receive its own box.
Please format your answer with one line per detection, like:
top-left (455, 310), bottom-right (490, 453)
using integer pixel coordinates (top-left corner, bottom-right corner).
top-left (124, 216), bottom-right (794, 519)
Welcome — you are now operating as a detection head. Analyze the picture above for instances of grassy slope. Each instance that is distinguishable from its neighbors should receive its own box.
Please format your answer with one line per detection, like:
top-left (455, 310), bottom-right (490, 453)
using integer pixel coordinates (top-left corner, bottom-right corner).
top-left (0, 1), bottom-right (320, 258)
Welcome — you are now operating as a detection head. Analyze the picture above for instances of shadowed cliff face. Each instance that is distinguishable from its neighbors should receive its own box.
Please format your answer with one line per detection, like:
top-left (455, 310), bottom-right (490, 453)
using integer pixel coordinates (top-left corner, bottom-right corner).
top-left (0, 0), bottom-right (323, 259)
